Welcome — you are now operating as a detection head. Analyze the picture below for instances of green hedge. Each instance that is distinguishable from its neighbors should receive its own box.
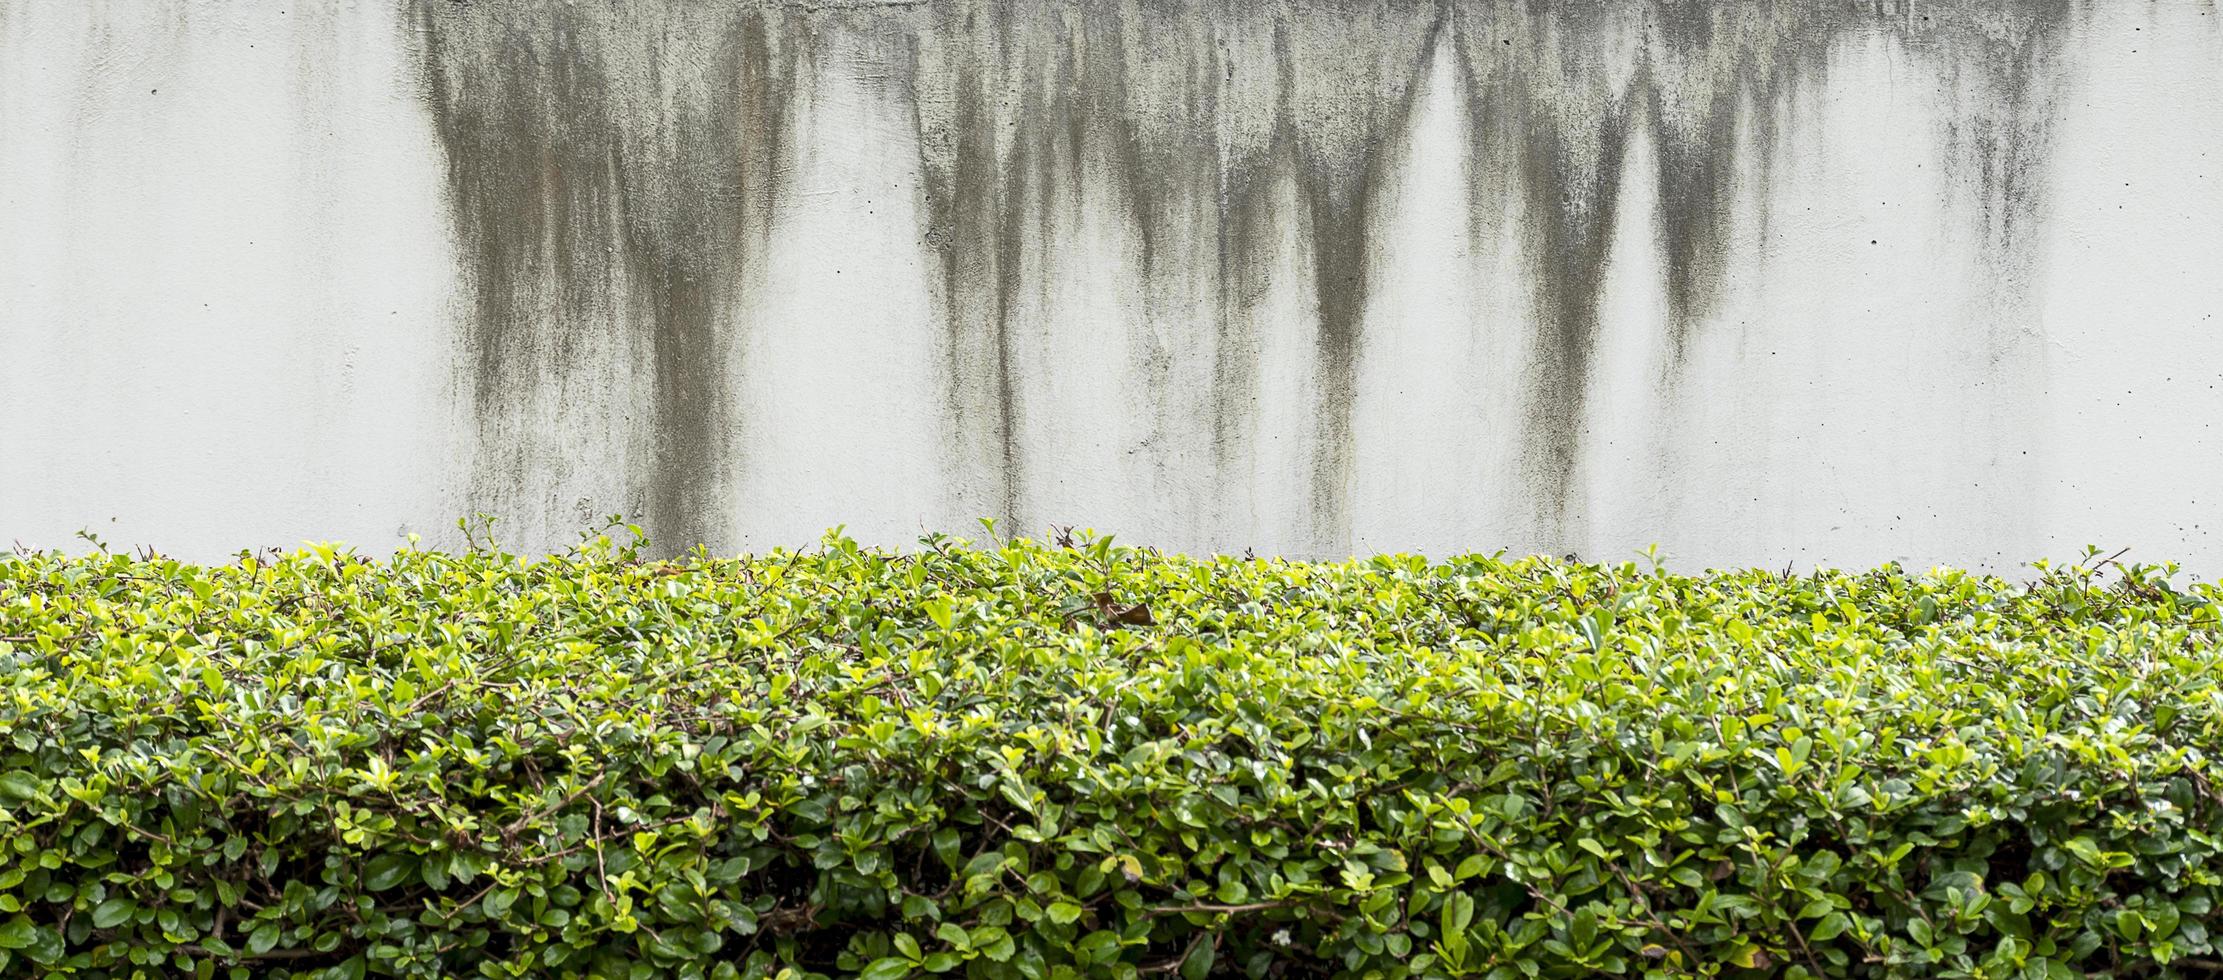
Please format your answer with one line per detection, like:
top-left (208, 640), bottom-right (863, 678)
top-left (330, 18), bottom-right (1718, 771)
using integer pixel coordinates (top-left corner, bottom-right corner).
top-left (3, 526), bottom-right (2222, 979)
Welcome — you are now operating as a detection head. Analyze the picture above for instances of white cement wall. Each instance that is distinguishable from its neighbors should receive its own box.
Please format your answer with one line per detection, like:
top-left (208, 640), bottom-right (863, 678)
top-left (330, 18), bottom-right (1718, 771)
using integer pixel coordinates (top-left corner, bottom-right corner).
top-left (2, 0), bottom-right (2220, 572)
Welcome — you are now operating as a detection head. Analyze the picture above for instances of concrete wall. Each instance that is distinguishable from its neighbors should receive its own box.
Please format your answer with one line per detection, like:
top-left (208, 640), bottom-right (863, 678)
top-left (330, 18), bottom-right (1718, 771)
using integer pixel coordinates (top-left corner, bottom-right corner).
top-left (4, 0), bottom-right (2221, 571)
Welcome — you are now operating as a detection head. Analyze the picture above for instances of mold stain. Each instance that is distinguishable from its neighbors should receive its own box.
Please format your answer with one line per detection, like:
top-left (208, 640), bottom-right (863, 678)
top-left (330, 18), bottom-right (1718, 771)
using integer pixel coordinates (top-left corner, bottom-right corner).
top-left (905, 2), bottom-right (1441, 550)
top-left (1443, 0), bottom-right (2078, 551)
top-left (1450, 1), bottom-right (1637, 547)
top-left (902, 0), bottom-right (2075, 556)
top-left (910, 0), bottom-right (1018, 526)
top-left (411, 0), bottom-right (798, 551)
top-left (1086, 4), bottom-right (1224, 538)
top-left (408, 0), bottom-right (2081, 556)
top-left (1265, 4), bottom-right (1445, 555)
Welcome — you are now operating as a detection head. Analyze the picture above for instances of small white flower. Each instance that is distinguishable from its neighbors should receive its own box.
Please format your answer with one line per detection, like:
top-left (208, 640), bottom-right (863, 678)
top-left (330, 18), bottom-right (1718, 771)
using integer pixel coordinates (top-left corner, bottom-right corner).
top-left (1272, 929), bottom-right (1292, 947)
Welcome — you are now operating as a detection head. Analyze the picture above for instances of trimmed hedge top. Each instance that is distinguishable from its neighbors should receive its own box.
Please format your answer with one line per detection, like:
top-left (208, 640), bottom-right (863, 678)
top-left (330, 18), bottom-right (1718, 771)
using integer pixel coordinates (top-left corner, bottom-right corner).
top-left (2, 527), bottom-right (2222, 979)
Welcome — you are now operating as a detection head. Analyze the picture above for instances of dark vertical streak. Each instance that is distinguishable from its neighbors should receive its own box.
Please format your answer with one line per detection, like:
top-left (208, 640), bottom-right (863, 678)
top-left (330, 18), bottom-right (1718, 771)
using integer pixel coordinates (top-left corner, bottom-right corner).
top-left (1445, 0), bottom-right (2077, 551)
top-left (1000, 49), bottom-right (1043, 528)
top-left (1649, 85), bottom-right (1739, 353)
top-left (1518, 94), bottom-right (1631, 548)
top-left (1208, 199), bottom-right (1259, 538)
top-left (916, 0), bottom-right (1017, 526)
top-left (1089, 2), bottom-right (1218, 527)
top-left (1294, 155), bottom-right (1371, 555)
top-left (408, 0), bottom-right (2083, 556)
top-left (1451, 2), bottom-right (1633, 550)
top-left (1206, 1), bottom-right (1313, 543)
top-left (411, 0), bottom-right (796, 552)
top-left (1257, 2), bottom-right (1443, 554)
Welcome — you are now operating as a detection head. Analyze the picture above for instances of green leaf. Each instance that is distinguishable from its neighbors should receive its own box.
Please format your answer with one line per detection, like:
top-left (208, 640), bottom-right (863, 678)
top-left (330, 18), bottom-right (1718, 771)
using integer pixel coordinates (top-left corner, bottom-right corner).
top-left (973, 926), bottom-right (1015, 962)
top-left (2149, 902), bottom-right (2182, 940)
top-left (1455, 855), bottom-right (1488, 880)
top-left (1809, 912), bottom-right (1851, 942)
top-left (1443, 891), bottom-right (1474, 934)
top-left (92, 898), bottom-right (134, 929)
top-left (1180, 938), bottom-right (1215, 980)
top-left (1570, 908), bottom-right (1596, 948)
top-left (5, 524), bottom-right (2218, 978)
top-left (936, 922), bottom-right (970, 951)
top-left (364, 854), bottom-right (415, 892)
top-left (860, 957), bottom-right (913, 980)
top-left (932, 828), bottom-right (962, 871)
top-left (1077, 930), bottom-right (1122, 964)
top-left (2063, 837), bottom-right (2107, 868)
top-left (923, 598), bottom-right (954, 631)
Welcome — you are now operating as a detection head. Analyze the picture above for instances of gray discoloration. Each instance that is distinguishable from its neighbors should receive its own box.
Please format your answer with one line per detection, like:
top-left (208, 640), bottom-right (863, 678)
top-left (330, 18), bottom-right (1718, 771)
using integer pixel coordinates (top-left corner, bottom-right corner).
top-left (20, 0), bottom-right (2220, 572)
top-left (1265, 4), bottom-right (1443, 554)
top-left (1923, 1), bottom-right (2076, 282)
top-left (912, 1), bottom-right (1436, 551)
top-left (910, 1), bottom-right (1015, 525)
top-left (910, 1), bottom-right (1248, 533)
top-left (412, 0), bottom-right (798, 551)
top-left (1452, 1), bottom-right (1638, 546)
top-left (405, 0), bottom-right (2080, 555)
top-left (1441, 0), bottom-right (2076, 550)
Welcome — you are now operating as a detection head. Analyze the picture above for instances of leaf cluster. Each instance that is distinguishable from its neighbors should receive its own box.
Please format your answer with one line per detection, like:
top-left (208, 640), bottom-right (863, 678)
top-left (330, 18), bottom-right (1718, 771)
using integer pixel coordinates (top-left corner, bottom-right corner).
top-left (2, 529), bottom-right (2221, 979)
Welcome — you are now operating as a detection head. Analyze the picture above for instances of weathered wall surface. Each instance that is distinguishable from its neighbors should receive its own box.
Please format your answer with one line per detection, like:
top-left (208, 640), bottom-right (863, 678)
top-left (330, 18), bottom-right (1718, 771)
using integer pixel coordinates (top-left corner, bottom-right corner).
top-left (4, 0), bottom-right (2221, 571)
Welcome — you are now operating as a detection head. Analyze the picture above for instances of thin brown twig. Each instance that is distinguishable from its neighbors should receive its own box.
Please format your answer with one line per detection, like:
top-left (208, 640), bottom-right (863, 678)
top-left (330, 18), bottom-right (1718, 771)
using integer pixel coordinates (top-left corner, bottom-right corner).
top-left (502, 771), bottom-right (607, 839)
top-left (1146, 900), bottom-right (1303, 916)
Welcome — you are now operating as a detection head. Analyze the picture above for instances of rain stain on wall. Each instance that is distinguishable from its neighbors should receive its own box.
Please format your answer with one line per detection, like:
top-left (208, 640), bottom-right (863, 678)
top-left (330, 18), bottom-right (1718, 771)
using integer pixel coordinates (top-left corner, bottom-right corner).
top-left (905, 0), bottom-right (1441, 549)
top-left (406, 0), bottom-right (2080, 555)
top-left (1442, 0), bottom-right (2075, 545)
top-left (413, 0), bottom-right (799, 549)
